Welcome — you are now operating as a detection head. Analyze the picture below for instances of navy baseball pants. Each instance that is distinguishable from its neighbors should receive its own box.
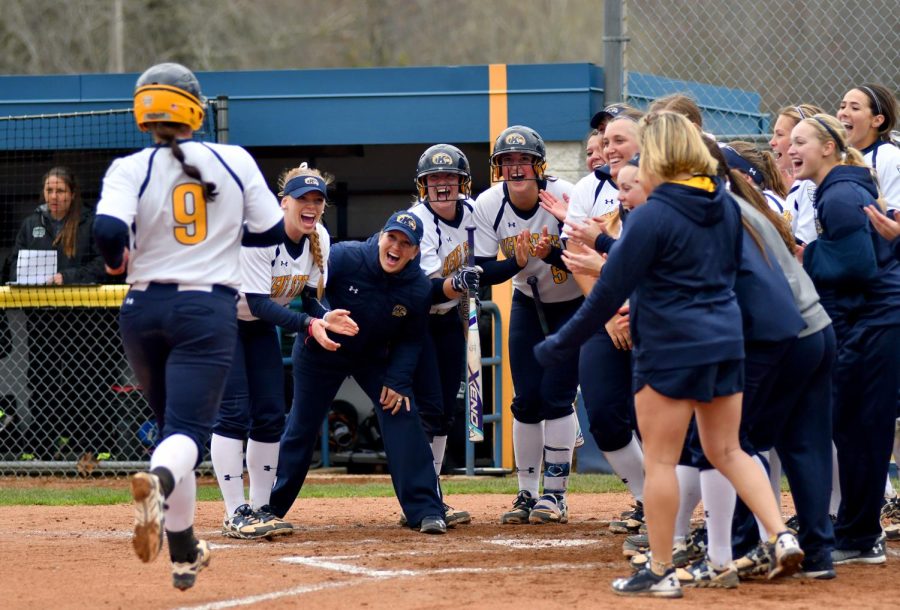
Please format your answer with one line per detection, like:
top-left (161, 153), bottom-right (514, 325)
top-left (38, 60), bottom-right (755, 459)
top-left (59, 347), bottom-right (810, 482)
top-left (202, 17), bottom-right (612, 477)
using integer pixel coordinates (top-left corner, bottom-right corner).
top-left (213, 319), bottom-right (286, 444)
top-left (269, 341), bottom-right (444, 527)
top-left (578, 329), bottom-right (635, 452)
top-left (413, 311), bottom-right (465, 439)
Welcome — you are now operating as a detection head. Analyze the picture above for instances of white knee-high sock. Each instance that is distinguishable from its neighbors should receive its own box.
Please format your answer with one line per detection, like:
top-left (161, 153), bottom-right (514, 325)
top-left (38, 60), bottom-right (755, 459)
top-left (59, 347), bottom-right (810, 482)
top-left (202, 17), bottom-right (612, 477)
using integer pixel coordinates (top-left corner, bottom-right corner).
top-left (751, 454), bottom-right (770, 540)
top-left (151, 433), bottom-right (199, 487)
top-left (830, 442), bottom-right (841, 516)
top-left (603, 434), bottom-right (645, 503)
top-left (767, 450), bottom-right (782, 499)
top-left (164, 468), bottom-right (197, 533)
top-left (430, 435), bottom-right (448, 477)
top-left (211, 434), bottom-right (246, 516)
top-left (513, 420), bottom-right (544, 497)
top-left (543, 413), bottom-right (576, 496)
top-left (675, 465), bottom-right (701, 541)
top-left (246, 439), bottom-right (280, 510)
top-left (700, 469), bottom-right (736, 569)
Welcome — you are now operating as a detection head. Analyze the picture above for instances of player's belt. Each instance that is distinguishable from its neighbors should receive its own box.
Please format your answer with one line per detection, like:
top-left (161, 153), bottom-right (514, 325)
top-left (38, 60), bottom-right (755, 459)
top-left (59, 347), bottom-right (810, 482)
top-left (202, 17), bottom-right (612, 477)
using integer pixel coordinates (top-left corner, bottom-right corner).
top-left (130, 281), bottom-right (237, 296)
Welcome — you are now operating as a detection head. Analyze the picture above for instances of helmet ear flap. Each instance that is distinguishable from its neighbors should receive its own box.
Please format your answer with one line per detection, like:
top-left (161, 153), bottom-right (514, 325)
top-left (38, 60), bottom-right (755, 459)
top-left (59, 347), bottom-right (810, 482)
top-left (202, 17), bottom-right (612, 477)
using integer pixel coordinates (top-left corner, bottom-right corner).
top-left (133, 62), bottom-right (205, 132)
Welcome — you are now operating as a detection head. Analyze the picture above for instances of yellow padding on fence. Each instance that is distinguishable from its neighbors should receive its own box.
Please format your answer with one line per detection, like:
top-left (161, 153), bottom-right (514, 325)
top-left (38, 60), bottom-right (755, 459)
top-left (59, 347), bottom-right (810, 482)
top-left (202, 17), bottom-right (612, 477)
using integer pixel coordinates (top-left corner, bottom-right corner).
top-left (0, 285), bottom-right (129, 308)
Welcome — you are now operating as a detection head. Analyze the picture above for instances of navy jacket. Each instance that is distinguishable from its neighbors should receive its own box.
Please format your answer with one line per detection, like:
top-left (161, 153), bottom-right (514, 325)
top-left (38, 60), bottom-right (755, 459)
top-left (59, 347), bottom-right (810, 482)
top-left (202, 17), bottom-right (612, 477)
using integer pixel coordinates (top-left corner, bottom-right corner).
top-left (535, 178), bottom-right (745, 372)
top-left (305, 234), bottom-right (430, 395)
top-left (735, 227), bottom-right (805, 343)
top-left (803, 166), bottom-right (900, 337)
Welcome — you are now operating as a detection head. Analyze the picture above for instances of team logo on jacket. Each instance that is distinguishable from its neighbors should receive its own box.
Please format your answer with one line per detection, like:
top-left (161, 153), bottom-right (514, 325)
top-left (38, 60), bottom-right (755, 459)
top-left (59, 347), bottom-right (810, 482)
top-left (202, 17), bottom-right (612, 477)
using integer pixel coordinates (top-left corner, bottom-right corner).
top-left (392, 305), bottom-right (408, 317)
top-left (807, 183), bottom-right (816, 202)
top-left (505, 132), bottom-right (526, 146)
top-left (32, 226), bottom-right (46, 238)
top-left (432, 152), bottom-right (453, 166)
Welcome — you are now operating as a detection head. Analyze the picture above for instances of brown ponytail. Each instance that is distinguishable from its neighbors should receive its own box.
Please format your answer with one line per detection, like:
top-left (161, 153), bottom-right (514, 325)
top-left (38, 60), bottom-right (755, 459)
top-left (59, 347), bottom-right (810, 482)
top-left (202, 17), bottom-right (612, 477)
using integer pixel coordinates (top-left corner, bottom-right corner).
top-left (151, 123), bottom-right (218, 202)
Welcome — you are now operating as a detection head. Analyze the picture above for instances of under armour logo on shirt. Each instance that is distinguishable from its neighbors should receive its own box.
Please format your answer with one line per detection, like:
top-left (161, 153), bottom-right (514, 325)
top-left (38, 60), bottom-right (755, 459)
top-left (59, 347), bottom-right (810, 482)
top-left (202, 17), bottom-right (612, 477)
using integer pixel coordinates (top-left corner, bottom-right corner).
top-left (349, 286), bottom-right (359, 294)
top-left (280, 261), bottom-right (289, 266)
top-left (507, 222), bottom-right (517, 228)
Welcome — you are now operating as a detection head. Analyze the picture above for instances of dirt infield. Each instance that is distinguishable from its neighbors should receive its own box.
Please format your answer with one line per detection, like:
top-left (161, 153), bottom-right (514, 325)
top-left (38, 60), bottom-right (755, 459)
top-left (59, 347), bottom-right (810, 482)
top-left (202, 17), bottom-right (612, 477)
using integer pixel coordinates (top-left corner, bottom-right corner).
top-left (2, 480), bottom-right (898, 609)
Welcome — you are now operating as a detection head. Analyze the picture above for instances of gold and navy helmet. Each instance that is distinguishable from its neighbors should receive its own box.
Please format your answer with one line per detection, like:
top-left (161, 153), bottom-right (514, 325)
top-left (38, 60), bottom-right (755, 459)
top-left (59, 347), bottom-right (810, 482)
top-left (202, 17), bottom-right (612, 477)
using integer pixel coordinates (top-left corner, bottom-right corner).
top-left (490, 125), bottom-right (547, 182)
top-left (415, 144), bottom-right (472, 199)
top-left (133, 62), bottom-right (206, 132)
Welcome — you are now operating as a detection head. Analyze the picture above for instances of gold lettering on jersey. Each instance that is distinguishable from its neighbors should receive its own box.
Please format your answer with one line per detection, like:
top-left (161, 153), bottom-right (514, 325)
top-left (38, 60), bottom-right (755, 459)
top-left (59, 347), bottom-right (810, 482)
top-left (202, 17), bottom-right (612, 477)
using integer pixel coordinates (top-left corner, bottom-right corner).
top-left (441, 243), bottom-right (470, 277)
top-left (498, 232), bottom-right (568, 283)
top-left (172, 183), bottom-right (208, 245)
top-left (271, 274), bottom-right (309, 298)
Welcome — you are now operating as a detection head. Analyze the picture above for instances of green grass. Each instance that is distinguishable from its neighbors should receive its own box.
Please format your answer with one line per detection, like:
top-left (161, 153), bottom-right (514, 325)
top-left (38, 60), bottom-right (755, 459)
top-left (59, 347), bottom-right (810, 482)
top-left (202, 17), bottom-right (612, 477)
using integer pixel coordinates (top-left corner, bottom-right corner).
top-left (0, 473), bottom-right (626, 506)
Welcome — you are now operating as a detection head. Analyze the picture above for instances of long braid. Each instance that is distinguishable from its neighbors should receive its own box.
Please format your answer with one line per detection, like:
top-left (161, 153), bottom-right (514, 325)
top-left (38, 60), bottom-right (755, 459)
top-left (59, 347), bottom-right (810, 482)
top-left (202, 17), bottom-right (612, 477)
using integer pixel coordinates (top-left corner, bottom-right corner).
top-left (155, 123), bottom-right (218, 201)
top-left (308, 230), bottom-right (326, 300)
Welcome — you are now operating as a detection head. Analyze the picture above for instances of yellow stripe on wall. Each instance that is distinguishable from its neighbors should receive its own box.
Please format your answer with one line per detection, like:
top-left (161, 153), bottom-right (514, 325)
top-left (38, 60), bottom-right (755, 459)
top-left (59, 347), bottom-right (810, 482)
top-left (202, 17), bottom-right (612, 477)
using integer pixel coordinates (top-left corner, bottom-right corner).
top-left (487, 63), bottom-right (514, 470)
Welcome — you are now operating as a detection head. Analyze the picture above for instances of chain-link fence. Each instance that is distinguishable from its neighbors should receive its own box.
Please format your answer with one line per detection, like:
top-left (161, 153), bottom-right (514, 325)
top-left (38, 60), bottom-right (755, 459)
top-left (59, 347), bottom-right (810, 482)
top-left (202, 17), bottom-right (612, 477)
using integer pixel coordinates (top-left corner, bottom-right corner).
top-left (614, 0), bottom-right (898, 138)
top-left (0, 106), bottom-right (221, 476)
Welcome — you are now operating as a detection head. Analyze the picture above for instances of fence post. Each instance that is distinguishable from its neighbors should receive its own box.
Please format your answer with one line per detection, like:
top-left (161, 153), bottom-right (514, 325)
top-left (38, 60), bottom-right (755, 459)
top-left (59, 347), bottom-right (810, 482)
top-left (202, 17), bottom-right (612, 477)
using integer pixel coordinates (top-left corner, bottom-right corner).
top-left (215, 95), bottom-right (229, 144)
top-left (603, 0), bottom-right (627, 104)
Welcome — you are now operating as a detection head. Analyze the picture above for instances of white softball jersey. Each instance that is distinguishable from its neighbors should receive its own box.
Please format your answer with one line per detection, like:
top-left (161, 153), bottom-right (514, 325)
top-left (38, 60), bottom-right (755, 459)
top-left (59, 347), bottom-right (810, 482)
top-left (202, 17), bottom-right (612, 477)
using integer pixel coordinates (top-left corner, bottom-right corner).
top-left (763, 189), bottom-right (792, 226)
top-left (787, 179), bottom-right (817, 244)
top-left (236, 223), bottom-right (331, 321)
top-left (473, 178), bottom-right (582, 304)
top-left (564, 170), bottom-right (620, 233)
top-left (409, 198), bottom-right (477, 314)
top-left (864, 141), bottom-right (900, 211)
top-left (96, 141), bottom-right (283, 288)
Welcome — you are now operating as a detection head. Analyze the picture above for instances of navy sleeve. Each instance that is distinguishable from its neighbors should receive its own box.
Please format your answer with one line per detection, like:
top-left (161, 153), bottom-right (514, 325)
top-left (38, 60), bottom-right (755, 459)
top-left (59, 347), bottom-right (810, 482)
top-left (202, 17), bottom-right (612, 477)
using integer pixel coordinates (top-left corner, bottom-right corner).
top-left (242, 219), bottom-right (285, 247)
top-left (300, 285), bottom-right (329, 318)
top-left (475, 255), bottom-right (521, 285)
top-left (534, 208), bottom-right (658, 366)
top-left (430, 276), bottom-right (452, 304)
top-left (246, 293), bottom-right (308, 332)
top-left (594, 233), bottom-right (617, 254)
top-left (93, 214), bottom-right (130, 269)
top-left (803, 186), bottom-right (877, 284)
top-left (892, 237), bottom-right (900, 262)
top-left (540, 245), bottom-right (568, 271)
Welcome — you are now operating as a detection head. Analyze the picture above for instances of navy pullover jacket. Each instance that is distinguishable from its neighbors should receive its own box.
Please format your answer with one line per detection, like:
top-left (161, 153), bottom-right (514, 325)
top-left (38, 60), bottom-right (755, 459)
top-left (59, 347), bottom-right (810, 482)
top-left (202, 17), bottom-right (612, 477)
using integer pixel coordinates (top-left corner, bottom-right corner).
top-left (306, 234), bottom-right (430, 396)
top-left (535, 178), bottom-right (745, 372)
top-left (803, 166), bottom-right (900, 338)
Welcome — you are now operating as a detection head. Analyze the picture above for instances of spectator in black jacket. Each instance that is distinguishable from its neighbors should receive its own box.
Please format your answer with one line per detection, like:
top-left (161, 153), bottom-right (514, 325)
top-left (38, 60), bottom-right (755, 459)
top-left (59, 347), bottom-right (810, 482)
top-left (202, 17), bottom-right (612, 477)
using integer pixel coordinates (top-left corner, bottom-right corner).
top-left (9, 166), bottom-right (106, 285)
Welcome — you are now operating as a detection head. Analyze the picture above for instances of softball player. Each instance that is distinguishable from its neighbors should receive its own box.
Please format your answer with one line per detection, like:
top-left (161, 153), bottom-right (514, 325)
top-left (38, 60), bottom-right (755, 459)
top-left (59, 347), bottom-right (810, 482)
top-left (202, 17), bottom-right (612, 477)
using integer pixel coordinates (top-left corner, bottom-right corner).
top-left (211, 163), bottom-right (358, 540)
top-left (93, 63), bottom-right (285, 590)
top-left (268, 211), bottom-right (448, 534)
top-left (408, 143), bottom-right (480, 527)
top-left (768, 104), bottom-right (825, 245)
top-left (836, 84), bottom-right (900, 210)
top-left (535, 112), bottom-right (802, 598)
top-left (472, 125), bottom-right (583, 525)
top-left (564, 114), bottom-right (647, 534)
top-left (791, 113), bottom-right (900, 565)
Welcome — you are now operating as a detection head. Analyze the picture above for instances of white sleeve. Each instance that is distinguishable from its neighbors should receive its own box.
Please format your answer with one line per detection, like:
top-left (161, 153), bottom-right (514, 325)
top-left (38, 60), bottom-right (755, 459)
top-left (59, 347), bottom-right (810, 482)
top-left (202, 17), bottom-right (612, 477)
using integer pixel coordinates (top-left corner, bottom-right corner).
top-left (237, 148), bottom-right (284, 233)
top-left (876, 146), bottom-right (900, 211)
top-left (96, 157), bottom-right (140, 225)
top-left (239, 246), bottom-right (273, 295)
top-left (473, 191), bottom-right (501, 258)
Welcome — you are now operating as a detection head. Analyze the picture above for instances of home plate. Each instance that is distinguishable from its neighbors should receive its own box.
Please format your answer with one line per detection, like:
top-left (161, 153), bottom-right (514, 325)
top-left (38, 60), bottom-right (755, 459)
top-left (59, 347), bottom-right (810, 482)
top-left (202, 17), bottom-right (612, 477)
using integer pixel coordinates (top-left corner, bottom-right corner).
top-left (488, 538), bottom-right (596, 549)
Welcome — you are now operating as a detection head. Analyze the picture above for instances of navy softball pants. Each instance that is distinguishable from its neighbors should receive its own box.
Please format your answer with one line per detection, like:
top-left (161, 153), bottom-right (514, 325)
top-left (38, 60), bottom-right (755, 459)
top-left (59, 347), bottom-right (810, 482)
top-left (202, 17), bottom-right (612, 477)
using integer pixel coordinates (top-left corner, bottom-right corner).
top-left (578, 329), bottom-right (635, 452)
top-left (832, 323), bottom-right (900, 551)
top-left (213, 319), bottom-right (286, 444)
top-left (413, 311), bottom-right (466, 439)
top-left (118, 283), bottom-right (238, 458)
top-left (269, 341), bottom-right (444, 526)
top-left (509, 290), bottom-right (583, 424)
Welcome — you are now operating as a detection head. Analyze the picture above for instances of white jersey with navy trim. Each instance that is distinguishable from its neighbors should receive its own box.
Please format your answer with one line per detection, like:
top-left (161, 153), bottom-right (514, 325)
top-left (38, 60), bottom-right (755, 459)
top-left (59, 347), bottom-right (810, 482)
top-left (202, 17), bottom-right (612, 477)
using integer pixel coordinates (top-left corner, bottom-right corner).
top-left (409, 197), bottom-right (477, 314)
top-left (563, 170), bottom-right (619, 238)
top-left (864, 141), bottom-right (900, 211)
top-left (96, 140), bottom-right (283, 288)
top-left (787, 179), bottom-right (817, 244)
top-left (236, 223), bottom-right (330, 321)
top-left (473, 178), bottom-right (581, 304)
top-left (763, 189), bottom-right (792, 226)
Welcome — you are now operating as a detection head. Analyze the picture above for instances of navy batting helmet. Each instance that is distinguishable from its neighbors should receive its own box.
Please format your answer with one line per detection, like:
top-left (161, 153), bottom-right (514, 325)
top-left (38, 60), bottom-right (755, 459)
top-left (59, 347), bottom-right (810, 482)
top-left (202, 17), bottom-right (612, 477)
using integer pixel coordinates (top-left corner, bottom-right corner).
top-left (490, 125), bottom-right (547, 182)
top-left (415, 144), bottom-right (472, 200)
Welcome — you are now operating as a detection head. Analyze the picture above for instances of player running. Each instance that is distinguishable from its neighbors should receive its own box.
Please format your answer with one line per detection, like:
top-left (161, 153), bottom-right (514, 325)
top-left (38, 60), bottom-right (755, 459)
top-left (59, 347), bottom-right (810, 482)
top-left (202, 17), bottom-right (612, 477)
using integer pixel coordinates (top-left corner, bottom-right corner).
top-left (93, 62), bottom-right (285, 590)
